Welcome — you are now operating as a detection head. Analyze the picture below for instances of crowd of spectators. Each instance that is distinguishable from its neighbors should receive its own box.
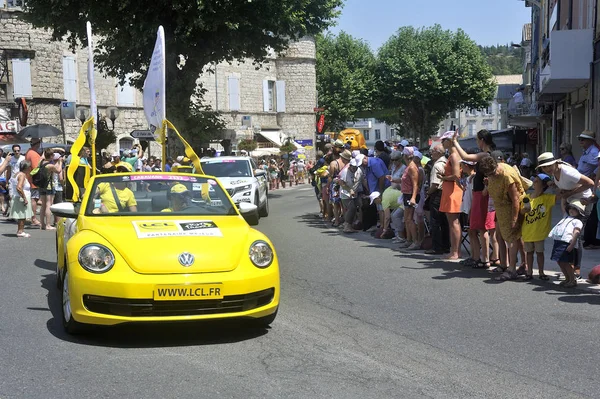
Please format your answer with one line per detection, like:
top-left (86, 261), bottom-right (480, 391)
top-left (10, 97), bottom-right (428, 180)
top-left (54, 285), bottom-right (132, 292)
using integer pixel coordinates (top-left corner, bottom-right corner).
top-left (308, 129), bottom-right (600, 286)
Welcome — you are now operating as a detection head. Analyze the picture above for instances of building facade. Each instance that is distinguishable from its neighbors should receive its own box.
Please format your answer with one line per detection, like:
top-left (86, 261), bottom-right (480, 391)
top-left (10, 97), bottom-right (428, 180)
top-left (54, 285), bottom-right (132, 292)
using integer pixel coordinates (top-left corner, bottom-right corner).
top-left (344, 119), bottom-right (398, 147)
top-left (437, 75), bottom-right (523, 137)
top-left (1, 3), bottom-right (317, 159)
top-left (196, 38), bottom-right (317, 158)
top-left (514, 0), bottom-right (596, 160)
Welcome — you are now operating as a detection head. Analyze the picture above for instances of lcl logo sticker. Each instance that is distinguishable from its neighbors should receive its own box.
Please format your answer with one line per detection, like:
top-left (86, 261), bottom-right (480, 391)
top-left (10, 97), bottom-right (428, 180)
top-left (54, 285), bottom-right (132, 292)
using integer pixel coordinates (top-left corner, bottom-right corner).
top-left (137, 222), bottom-right (177, 231)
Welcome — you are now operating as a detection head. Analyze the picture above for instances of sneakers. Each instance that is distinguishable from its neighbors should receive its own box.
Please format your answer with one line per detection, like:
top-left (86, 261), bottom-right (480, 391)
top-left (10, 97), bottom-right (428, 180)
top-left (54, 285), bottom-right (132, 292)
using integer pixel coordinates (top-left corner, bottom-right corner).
top-left (392, 237), bottom-right (406, 244)
top-left (398, 241), bottom-right (413, 249)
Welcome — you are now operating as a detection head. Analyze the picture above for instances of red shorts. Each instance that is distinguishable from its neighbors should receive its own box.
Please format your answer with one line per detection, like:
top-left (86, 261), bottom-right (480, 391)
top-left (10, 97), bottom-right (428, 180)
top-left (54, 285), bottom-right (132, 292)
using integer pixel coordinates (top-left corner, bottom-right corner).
top-left (470, 191), bottom-right (496, 230)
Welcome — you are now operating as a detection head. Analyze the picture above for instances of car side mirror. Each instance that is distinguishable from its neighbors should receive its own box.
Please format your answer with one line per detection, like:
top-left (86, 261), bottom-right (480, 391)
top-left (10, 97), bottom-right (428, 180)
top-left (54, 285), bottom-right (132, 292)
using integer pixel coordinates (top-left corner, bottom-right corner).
top-left (50, 202), bottom-right (79, 219)
top-left (238, 202), bottom-right (258, 214)
top-left (255, 169), bottom-right (266, 177)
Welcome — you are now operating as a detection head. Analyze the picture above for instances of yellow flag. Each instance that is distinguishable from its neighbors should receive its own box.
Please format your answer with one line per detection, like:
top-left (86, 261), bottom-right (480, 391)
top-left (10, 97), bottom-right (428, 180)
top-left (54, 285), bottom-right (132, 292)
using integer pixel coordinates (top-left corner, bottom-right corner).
top-left (67, 118), bottom-right (94, 202)
top-left (165, 119), bottom-right (204, 174)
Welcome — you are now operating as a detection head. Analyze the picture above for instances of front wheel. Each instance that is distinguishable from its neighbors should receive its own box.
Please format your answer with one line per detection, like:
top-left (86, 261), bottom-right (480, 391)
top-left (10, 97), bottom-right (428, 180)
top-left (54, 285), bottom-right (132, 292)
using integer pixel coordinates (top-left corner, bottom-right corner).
top-left (258, 193), bottom-right (269, 217)
top-left (61, 269), bottom-right (86, 334)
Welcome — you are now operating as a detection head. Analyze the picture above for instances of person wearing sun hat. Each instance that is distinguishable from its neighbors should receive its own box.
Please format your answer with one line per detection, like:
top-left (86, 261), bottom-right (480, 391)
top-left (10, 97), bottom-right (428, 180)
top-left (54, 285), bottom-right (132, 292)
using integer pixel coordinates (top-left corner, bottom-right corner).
top-left (549, 198), bottom-right (586, 288)
top-left (329, 149), bottom-right (352, 227)
top-left (577, 130), bottom-right (599, 179)
top-left (520, 173), bottom-right (556, 280)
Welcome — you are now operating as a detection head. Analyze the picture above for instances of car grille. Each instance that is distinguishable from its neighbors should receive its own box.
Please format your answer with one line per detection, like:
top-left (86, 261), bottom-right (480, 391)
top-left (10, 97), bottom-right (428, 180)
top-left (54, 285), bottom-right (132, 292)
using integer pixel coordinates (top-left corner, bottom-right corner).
top-left (83, 288), bottom-right (275, 317)
top-left (226, 188), bottom-right (235, 196)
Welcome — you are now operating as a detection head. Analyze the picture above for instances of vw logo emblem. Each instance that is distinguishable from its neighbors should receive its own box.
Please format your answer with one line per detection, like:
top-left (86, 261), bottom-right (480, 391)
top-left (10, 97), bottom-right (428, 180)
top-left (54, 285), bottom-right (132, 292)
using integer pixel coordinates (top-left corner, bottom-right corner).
top-left (178, 252), bottom-right (195, 267)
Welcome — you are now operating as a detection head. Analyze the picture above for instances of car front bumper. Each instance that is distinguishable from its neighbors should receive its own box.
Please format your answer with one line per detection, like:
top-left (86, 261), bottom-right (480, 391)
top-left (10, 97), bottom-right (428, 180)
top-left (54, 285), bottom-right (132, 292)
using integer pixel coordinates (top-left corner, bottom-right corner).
top-left (67, 260), bottom-right (279, 326)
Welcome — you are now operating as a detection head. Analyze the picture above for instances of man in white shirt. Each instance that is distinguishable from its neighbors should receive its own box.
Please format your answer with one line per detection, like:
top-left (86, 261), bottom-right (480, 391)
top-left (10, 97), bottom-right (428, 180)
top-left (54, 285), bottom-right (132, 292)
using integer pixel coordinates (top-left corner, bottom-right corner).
top-left (425, 145), bottom-right (450, 254)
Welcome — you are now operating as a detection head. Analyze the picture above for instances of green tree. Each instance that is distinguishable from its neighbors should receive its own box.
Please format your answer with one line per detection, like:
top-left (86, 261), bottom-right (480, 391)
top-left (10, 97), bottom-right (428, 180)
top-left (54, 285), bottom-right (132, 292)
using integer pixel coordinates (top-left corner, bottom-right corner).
top-left (316, 32), bottom-right (376, 132)
top-left (480, 44), bottom-right (522, 75)
top-left (376, 25), bottom-right (496, 146)
top-left (22, 0), bottom-right (342, 145)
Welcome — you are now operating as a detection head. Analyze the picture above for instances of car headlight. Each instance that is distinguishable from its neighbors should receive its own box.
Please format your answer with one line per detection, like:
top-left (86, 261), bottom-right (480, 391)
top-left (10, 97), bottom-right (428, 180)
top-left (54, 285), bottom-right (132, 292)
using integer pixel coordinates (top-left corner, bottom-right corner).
top-left (78, 244), bottom-right (115, 273)
top-left (239, 185), bottom-right (252, 191)
top-left (249, 240), bottom-right (274, 268)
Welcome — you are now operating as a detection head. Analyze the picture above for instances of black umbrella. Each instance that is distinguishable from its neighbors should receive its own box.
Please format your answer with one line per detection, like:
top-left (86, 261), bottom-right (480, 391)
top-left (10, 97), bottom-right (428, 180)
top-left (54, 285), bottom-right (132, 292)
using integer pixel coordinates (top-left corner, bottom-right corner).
top-left (18, 124), bottom-right (62, 139)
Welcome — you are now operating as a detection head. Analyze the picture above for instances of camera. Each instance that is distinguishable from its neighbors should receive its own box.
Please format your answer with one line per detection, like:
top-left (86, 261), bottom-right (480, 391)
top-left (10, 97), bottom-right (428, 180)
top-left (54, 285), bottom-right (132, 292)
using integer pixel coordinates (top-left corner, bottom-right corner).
top-left (9, 153), bottom-right (15, 156)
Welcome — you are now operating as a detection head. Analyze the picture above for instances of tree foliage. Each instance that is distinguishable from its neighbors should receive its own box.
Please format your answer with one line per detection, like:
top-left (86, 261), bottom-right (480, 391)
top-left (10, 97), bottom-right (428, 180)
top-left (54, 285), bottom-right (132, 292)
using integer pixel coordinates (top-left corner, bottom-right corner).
top-left (480, 44), bottom-right (523, 75)
top-left (376, 25), bottom-right (496, 146)
top-left (316, 32), bottom-right (376, 131)
top-left (22, 0), bottom-right (342, 145)
top-left (279, 142), bottom-right (296, 155)
top-left (237, 139), bottom-right (258, 153)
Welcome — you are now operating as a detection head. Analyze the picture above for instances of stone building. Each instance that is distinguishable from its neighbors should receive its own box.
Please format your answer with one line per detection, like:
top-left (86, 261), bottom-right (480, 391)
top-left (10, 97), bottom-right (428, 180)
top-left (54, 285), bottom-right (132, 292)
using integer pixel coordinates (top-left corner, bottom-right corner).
top-left (1, 3), bottom-right (317, 159)
top-left (196, 37), bottom-right (317, 157)
top-left (0, 3), bottom-right (150, 155)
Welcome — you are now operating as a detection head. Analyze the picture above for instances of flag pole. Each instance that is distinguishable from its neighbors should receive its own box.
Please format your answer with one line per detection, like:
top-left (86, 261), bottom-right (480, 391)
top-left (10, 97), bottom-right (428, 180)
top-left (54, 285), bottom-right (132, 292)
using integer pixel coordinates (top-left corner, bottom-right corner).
top-left (86, 21), bottom-right (98, 177)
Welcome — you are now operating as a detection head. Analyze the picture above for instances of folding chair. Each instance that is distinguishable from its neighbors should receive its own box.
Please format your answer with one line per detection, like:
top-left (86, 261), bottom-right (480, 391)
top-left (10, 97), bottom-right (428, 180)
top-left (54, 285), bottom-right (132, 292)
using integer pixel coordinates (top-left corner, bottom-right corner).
top-left (459, 213), bottom-right (471, 256)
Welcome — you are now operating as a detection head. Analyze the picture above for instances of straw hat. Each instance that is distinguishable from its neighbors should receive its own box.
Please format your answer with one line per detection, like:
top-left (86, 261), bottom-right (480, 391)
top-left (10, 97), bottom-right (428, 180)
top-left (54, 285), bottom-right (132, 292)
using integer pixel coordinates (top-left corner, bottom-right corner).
top-left (536, 152), bottom-right (559, 169)
top-left (340, 150), bottom-right (352, 160)
top-left (578, 130), bottom-right (596, 140)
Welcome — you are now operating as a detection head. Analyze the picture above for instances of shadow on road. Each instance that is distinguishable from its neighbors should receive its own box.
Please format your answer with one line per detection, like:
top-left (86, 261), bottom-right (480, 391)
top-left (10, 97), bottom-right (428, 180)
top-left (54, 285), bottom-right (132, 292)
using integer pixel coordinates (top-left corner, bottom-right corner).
top-left (36, 263), bottom-right (271, 348)
top-left (294, 212), bottom-right (600, 302)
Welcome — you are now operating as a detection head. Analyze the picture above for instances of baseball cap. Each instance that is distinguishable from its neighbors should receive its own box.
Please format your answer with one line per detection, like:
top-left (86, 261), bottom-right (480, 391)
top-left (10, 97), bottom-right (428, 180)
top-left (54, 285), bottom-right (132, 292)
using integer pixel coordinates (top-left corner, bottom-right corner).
top-left (399, 139), bottom-right (409, 148)
top-left (536, 173), bottom-right (551, 182)
top-left (369, 191), bottom-right (381, 205)
top-left (413, 149), bottom-right (423, 159)
top-left (111, 152), bottom-right (120, 158)
top-left (171, 184), bottom-right (189, 194)
top-left (333, 139), bottom-right (345, 148)
top-left (402, 146), bottom-right (414, 156)
top-left (176, 156), bottom-right (184, 162)
top-left (440, 131), bottom-right (454, 141)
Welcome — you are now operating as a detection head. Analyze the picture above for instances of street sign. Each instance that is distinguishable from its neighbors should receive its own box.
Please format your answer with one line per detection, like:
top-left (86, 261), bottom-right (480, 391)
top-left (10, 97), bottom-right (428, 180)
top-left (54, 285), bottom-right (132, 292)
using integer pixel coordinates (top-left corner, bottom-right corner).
top-left (61, 101), bottom-right (76, 119)
top-left (130, 129), bottom-right (155, 140)
top-left (0, 120), bottom-right (18, 133)
top-left (296, 139), bottom-right (313, 147)
top-left (313, 107), bottom-right (325, 112)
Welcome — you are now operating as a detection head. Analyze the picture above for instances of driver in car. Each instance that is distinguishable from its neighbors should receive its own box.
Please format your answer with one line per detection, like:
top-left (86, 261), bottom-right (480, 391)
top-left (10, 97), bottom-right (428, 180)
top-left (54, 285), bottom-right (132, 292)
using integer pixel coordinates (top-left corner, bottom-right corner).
top-left (162, 183), bottom-right (195, 212)
top-left (93, 166), bottom-right (138, 214)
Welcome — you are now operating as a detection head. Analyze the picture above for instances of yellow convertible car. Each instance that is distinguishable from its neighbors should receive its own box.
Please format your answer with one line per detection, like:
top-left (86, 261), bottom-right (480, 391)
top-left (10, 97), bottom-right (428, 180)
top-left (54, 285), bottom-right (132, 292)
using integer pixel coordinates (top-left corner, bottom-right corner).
top-left (51, 172), bottom-right (279, 334)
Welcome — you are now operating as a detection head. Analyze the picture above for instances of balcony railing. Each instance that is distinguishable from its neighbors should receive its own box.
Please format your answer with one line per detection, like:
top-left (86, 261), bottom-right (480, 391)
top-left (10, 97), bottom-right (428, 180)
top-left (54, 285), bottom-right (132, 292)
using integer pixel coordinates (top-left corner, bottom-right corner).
top-left (507, 99), bottom-right (540, 117)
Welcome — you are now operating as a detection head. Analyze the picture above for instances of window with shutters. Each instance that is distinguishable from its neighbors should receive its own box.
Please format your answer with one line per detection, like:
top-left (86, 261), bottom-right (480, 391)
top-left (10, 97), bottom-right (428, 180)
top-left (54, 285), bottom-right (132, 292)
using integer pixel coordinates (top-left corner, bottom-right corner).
top-left (62, 56), bottom-right (77, 102)
top-left (228, 76), bottom-right (240, 111)
top-left (363, 130), bottom-right (370, 140)
top-left (263, 79), bottom-right (286, 112)
top-left (117, 75), bottom-right (135, 106)
top-left (375, 129), bottom-right (381, 140)
top-left (11, 58), bottom-right (32, 98)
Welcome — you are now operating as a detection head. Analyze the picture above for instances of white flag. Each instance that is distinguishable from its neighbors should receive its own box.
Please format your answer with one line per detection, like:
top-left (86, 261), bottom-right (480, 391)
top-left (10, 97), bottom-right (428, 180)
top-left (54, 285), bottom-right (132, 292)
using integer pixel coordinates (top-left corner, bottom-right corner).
top-left (86, 21), bottom-right (97, 132)
top-left (143, 26), bottom-right (166, 143)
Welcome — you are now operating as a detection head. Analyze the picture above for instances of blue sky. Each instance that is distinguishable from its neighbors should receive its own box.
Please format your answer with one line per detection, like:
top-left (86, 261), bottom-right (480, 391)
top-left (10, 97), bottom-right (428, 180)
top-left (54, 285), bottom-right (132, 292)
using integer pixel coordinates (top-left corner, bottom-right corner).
top-left (329, 0), bottom-right (532, 50)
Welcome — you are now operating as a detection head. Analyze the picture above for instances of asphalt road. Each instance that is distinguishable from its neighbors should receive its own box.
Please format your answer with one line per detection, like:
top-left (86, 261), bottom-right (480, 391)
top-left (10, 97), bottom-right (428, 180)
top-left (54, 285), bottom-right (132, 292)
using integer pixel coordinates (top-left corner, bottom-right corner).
top-left (1, 185), bottom-right (600, 398)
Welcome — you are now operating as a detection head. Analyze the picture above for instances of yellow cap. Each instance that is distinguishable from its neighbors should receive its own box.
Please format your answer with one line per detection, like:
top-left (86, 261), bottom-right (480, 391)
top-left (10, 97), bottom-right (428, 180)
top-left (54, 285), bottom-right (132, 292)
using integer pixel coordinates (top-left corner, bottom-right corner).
top-left (170, 183), bottom-right (189, 194)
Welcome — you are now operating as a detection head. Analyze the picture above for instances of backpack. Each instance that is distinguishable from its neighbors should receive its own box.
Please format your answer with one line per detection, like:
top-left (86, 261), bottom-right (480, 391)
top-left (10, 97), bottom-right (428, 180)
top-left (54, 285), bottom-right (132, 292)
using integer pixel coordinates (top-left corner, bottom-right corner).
top-left (31, 160), bottom-right (51, 189)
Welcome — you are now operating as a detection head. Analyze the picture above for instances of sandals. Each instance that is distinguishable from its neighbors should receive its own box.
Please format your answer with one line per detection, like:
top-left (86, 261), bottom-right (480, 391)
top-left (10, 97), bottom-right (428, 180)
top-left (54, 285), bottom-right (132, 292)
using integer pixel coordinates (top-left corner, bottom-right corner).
top-left (16, 232), bottom-right (31, 238)
top-left (495, 271), bottom-right (518, 281)
top-left (523, 274), bottom-right (534, 281)
top-left (490, 259), bottom-right (501, 266)
top-left (473, 260), bottom-right (491, 269)
top-left (490, 266), bottom-right (507, 273)
top-left (516, 265), bottom-right (527, 276)
top-left (539, 274), bottom-right (550, 281)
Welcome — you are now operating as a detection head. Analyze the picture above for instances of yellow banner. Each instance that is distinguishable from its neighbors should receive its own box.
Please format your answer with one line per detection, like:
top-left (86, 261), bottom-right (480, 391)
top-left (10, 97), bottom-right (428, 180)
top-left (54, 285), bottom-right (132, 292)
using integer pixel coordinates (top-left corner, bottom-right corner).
top-left (165, 119), bottom-right (204, 175)
top-left (67, 117), bottom-right (94, 202)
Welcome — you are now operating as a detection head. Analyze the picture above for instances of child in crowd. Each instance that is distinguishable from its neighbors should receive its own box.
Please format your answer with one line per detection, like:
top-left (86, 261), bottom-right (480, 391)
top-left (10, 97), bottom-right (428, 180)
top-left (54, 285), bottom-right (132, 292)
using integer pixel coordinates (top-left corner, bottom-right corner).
top-left (549, 199), bottom-right (585, 288)
top-left (459, 160), bottom-right (480, 267)
top-left (520, 173), bottom-right (555, 280)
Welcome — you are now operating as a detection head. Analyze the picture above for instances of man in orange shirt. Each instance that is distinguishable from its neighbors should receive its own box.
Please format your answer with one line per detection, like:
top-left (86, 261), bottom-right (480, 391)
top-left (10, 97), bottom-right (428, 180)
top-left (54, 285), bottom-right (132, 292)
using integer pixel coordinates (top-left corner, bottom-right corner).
top-left (24, 138), bottom-right (42, 226)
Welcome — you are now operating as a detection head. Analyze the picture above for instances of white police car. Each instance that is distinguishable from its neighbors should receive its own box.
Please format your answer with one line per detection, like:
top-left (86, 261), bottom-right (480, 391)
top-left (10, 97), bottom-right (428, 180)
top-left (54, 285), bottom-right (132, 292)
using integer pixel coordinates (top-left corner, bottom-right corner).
top-left (200, 156), bottom-right (268, 225)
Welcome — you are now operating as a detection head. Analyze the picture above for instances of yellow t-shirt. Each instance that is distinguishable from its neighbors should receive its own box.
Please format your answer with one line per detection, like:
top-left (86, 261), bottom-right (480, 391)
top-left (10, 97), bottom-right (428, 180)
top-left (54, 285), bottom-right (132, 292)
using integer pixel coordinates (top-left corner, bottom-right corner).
top-left (97, 183), bottom-right (137, 213)
top-left (521, 193), bottom-right (556, 243)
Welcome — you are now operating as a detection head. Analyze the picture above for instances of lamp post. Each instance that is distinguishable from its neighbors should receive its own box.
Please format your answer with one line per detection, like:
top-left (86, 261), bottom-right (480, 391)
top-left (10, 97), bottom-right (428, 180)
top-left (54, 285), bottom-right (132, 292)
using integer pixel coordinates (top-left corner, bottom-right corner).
top-left (76, 106), bottom-right (90, 125)
top-left (106, 106), bottom-right (120, 130)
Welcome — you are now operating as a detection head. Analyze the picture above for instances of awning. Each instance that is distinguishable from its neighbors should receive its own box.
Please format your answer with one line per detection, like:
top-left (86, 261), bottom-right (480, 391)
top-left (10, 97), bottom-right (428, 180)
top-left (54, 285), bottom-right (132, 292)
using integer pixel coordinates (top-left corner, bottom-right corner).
top-left (257, 130), bottom-right (283, 146)
top-left (251, 148), bottom-right (281, 157)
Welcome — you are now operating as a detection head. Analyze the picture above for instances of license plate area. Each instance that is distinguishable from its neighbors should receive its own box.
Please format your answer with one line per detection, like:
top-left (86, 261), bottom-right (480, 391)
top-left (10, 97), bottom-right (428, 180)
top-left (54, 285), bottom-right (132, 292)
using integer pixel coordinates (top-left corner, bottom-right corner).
top-left (154, 284), bottom-right (223, 301)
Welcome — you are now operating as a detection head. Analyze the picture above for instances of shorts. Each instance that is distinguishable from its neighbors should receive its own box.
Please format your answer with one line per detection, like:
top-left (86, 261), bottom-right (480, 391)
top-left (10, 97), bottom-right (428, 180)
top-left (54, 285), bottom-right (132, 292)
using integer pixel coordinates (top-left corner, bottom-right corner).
top-left (551, 240), bottom-right (577, 263)
top-left (39, 188), bottom-right (56, 196)
top-left (524, 240), bottom-right (545, 253)
top-left (30, 188), bottom-right (40, 200)
top-left (402, 193), bottom-right (421, 208)
top-left (53, 191), bottom-right (64, 204)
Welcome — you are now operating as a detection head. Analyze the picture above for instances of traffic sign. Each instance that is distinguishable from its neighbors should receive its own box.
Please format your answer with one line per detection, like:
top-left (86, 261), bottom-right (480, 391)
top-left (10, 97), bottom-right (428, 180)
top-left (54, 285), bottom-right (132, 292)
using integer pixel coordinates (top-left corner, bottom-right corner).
top-left (130, 129), bottom-right (155, 140)
top-left (313, 107), bottom-right (325, 112)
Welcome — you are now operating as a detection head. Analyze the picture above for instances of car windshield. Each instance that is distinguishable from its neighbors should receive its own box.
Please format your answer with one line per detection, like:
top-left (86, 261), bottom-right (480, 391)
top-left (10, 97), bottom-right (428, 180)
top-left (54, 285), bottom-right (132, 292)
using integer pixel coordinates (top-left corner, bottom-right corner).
top-left (84, 174), bottom-right (237, 216)
top-left (201, 159), bottom-right (252, 177)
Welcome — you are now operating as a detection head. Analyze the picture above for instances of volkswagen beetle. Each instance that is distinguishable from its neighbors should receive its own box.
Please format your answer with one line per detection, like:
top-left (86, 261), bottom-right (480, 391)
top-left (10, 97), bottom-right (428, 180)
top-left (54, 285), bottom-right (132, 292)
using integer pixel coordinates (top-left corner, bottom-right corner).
top-left (52, 172), bottom-right (279, 334)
